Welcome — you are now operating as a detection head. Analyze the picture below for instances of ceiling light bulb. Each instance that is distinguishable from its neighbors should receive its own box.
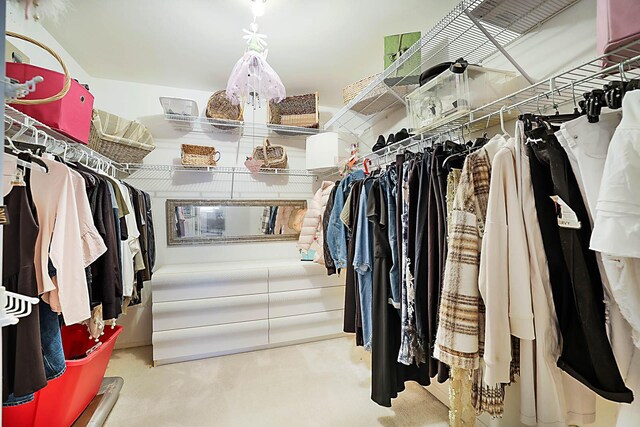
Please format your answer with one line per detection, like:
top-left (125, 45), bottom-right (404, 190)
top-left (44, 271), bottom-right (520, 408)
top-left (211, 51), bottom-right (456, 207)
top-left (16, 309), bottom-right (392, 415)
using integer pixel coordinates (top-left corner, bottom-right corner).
top-left (251, 0), bottom-right (266, 17)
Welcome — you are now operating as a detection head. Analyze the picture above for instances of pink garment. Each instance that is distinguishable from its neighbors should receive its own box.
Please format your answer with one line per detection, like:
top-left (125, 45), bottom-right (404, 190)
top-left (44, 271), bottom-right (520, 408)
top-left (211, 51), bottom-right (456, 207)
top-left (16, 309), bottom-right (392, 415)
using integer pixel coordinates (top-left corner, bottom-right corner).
top-left (69, 169), bottom-right (107, 267)
top-left (31, 157), bottom-right (91, 325)
top-left (226, 50), bottom-right (286, 105)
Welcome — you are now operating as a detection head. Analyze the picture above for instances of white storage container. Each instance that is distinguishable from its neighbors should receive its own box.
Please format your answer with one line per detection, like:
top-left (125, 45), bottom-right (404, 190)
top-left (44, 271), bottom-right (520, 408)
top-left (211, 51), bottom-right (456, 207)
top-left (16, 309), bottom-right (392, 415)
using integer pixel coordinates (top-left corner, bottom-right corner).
top-left (159, 97), bottom-right (199, 130)
top-left (406, 65), bottom-right (519, 133)
top-left (305, 132), bottom-right (350, 171)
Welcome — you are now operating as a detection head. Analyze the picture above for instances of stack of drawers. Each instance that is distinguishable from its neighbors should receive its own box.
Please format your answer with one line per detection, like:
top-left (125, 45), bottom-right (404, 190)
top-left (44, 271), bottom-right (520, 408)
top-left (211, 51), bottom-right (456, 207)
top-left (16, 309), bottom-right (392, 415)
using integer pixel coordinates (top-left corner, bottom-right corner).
top-left (151, 261), bottom-right (345, 365)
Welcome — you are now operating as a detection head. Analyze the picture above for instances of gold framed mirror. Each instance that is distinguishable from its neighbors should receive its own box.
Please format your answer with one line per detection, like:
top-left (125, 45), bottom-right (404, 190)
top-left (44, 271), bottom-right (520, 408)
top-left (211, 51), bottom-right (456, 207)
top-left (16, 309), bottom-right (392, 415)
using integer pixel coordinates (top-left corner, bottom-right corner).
top-left (166, 199), bottom-right (307, 246)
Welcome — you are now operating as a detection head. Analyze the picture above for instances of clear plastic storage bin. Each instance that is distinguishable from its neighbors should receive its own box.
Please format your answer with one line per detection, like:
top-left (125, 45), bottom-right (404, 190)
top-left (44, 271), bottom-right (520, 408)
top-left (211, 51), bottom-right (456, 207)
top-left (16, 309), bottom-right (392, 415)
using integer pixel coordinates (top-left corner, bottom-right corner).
top-left (406, 65), bottom-right (518, 133)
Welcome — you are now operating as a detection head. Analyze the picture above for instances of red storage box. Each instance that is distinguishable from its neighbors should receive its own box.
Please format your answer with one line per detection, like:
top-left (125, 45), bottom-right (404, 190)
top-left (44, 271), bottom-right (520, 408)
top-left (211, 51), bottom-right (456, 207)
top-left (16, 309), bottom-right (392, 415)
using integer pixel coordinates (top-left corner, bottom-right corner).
top-left (3, 325), bottom-right (122, 427)
top-left (6, 62), bottom-right (95, 145)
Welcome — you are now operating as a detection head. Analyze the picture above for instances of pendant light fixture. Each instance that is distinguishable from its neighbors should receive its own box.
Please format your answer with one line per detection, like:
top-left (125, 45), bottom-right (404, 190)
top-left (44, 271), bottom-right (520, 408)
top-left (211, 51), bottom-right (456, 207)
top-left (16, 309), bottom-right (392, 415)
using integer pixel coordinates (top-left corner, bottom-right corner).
top-left (226, 0), bottom-right (285, 106)
top-left (251, 0), bottom-right (267, 17)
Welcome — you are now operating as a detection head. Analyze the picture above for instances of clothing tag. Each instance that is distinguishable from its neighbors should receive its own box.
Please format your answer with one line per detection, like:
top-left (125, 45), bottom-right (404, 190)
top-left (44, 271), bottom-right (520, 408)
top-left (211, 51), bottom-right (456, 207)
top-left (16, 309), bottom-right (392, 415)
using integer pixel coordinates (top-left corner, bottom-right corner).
top-left (10, 169), bottom-right (26, 187)
top-left (550, 195), bottom-right (582, 229)
top-left (0, 206), bottom-right (8, 226)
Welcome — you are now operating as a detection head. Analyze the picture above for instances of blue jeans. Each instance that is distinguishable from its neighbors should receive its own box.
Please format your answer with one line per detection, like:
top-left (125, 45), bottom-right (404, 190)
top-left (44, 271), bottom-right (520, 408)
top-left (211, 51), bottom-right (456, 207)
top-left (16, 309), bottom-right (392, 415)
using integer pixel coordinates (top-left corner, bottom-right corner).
top-left (40, 300), bottom-right (67, 381)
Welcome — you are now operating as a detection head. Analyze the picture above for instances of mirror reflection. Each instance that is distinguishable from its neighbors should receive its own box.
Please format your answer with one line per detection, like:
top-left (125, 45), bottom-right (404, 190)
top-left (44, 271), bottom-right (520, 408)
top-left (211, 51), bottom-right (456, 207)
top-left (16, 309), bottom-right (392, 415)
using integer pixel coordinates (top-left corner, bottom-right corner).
top-left (166, 199), bottom-right (307, 245)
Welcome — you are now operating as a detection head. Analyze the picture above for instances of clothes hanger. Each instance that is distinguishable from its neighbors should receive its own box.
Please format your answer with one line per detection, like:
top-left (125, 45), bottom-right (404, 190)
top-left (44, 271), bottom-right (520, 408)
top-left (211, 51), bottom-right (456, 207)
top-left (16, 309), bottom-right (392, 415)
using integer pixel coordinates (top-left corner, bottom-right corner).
top-left (500, 106), bottom-right (511, 138)
top-left (5, 134), bottom-right (49, 173)
top-left (363, 158), bottom-right (372, 175)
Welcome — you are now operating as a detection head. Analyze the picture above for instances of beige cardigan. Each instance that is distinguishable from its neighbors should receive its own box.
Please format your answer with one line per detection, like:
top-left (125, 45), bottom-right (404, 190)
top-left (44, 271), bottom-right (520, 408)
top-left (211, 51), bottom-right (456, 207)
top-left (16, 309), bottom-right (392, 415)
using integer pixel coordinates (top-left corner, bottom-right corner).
top-left (479, 139), bottom-right (535, 385)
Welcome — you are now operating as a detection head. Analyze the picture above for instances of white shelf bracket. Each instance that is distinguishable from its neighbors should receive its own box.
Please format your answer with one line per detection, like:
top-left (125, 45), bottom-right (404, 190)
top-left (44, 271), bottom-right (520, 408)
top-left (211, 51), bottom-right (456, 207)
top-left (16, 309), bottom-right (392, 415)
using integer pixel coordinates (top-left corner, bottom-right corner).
top-left (463, 9), bottom-right (536, 85)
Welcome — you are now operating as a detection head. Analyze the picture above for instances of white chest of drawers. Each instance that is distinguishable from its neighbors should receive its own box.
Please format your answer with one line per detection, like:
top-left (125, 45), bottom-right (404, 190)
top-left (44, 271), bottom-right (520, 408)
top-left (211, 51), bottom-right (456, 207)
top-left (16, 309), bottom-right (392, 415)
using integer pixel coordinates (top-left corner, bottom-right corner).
top-left (151, 261), bottom-right (345, 365)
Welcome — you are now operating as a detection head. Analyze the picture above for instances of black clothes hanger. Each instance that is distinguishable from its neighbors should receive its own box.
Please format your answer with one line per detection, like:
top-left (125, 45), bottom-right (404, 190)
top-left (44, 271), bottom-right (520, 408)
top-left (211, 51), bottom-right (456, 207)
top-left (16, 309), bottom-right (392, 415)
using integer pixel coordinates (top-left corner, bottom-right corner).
top-left (441, 141), bottom-right (474, 171)
top-left (471, 134), bottom-right (488, 148)
top-left (4, 138), bottom-right (49, 173)
top-left (10, 140), bottom-right (46, 156)
top-left (16, 151), bottom-right (49, 173)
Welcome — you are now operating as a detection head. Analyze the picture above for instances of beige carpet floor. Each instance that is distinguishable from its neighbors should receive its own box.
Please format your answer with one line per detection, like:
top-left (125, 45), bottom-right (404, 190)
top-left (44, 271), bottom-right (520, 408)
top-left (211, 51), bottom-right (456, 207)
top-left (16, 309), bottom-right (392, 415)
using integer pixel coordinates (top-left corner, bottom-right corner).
top-left (103, 337), bottom-right (449, 427)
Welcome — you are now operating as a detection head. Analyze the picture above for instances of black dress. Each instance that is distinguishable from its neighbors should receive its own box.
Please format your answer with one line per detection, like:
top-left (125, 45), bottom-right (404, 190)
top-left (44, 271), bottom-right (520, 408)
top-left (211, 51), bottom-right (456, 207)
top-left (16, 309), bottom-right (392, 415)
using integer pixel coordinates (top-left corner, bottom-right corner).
top-left (344, 180), bottom-right (364, 346)
top-left (430, 148), bottom-right (450, 382)
top-left (413, 153), bottom-right (432, 361)
top-left (2, 185), bottom-right (47, 402)
top-left (527, 132), bottom-right (633, 403)
top-left (369, 179), bottom-right (430, 407)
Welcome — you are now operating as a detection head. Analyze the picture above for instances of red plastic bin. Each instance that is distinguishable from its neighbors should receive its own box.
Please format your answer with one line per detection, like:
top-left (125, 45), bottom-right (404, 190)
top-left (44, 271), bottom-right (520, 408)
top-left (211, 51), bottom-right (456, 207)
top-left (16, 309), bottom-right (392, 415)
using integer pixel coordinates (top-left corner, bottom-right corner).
top-left (4, 325), bottom-right (122, 427)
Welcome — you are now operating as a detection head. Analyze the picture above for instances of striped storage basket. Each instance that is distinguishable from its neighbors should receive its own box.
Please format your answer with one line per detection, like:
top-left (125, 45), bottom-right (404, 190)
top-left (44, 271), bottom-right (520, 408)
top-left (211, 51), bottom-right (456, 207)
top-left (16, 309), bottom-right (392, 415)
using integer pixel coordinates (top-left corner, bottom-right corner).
top-left (88, 109), bottom-right (155, 163)
top-left (268, 93), bottom-right (319, 129)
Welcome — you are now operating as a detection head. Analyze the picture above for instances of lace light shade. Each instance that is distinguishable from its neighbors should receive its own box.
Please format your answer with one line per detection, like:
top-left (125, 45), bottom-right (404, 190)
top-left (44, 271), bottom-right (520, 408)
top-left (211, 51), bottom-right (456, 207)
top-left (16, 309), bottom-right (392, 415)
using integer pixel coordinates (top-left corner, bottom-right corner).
top-left (226, 50), bottom-right (286, 106)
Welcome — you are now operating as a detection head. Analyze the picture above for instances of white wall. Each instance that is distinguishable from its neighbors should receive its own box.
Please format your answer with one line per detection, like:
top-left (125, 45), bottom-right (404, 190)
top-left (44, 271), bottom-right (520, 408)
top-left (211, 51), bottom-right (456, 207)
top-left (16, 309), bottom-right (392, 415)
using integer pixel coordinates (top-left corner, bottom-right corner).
top-left (6, 2), bottom-right (92, 85)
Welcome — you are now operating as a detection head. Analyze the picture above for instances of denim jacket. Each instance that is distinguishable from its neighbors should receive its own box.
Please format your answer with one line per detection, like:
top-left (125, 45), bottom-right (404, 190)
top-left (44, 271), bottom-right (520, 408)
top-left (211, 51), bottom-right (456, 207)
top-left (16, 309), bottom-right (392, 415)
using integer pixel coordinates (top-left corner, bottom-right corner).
top-left (326, 170), bottom-right (365, 269)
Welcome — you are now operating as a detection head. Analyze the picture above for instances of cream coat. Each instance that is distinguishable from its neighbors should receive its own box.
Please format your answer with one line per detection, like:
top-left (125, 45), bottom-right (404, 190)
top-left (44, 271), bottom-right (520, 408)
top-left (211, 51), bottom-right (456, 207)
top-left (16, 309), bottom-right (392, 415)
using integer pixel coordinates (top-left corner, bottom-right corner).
top-left (298, 181), bottom-right (335, 265)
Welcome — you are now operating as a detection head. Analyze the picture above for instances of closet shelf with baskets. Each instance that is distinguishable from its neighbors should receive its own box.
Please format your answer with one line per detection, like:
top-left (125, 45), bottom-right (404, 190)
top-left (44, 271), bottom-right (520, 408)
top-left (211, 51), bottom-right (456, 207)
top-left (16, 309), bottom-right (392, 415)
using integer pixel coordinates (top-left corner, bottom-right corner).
top-left (163, 113), bottom-right (327, 138)
top-left (4, 104), bottom-right (125, 174)
top-left (325, 0), bottom-right (582, 136)
top-left (357, 38), bottom-right (640, 167)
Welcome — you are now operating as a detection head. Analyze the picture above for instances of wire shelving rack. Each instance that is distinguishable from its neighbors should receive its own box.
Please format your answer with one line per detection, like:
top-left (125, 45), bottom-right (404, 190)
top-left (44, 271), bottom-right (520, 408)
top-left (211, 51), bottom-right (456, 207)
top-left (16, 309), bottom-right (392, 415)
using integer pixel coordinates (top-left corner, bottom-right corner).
top-left (165, 113), bottom-right (326, 138)
top-left (4, 104), bottom-right (124, 174)
top-left (357, 39), bottom-right (640, 167)
top-left (325, 0), bottom-right (582, 136)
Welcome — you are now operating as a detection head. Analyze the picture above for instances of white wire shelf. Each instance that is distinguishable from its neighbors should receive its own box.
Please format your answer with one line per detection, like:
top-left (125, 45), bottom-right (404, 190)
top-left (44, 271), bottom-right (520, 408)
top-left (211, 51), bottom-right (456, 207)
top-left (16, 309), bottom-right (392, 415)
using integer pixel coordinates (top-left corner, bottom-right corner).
top-left (325, 0), bottom-right (581, 134)
top-left (123, 163), bottom-right (319, 179)
top-left (165, 113), bottom-right (326, 138)
top-left (4, 104), bottom-right (125, 173)
top-left (123, 163), bottom-right (318, 199)
top-left (358, 38), bottom-right (640, 167)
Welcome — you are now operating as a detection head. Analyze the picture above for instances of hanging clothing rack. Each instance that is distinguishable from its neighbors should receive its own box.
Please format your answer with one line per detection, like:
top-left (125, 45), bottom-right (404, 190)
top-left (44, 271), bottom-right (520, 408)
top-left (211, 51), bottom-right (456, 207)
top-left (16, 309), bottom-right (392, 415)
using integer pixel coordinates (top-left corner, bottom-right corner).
top-left (4, 104), bottom-right (124, 176)
top-left (354, 38), bottom-right (640, 169)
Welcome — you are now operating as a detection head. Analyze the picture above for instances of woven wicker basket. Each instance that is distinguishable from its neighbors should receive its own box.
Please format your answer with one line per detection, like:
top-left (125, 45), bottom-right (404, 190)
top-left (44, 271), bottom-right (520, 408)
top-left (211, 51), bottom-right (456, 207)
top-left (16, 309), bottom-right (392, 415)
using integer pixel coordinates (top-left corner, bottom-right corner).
top-left (268, 93), bottom-right (319, 129)
top-left (205, 90), bottom-right (244, 131)
top-left (88, 109), bottom-right (155, 164)
top-left (181, 144), bottom-right (220, 167)
top-left (252, 139), bottom-right (288, 169)
top-left (343, 74), bottom-right (412, 115)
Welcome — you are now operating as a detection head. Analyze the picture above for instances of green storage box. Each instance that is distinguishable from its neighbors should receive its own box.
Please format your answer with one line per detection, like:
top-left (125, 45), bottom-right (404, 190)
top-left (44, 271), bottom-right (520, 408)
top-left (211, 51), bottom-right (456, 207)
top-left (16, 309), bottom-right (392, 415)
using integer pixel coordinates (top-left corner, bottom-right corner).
top-left (384, 31), bottom-right (421, 85)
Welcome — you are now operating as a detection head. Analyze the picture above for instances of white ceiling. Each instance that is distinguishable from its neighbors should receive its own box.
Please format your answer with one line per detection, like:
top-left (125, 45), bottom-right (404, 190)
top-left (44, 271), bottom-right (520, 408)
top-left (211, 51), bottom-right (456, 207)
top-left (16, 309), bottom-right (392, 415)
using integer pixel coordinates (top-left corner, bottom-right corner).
top-left (43, 0), bottom-right (459, 107)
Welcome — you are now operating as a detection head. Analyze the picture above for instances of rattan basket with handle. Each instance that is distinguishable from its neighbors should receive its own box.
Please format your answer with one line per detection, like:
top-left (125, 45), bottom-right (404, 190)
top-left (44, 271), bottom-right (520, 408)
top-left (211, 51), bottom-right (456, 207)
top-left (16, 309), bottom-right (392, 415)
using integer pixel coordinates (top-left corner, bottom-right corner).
top-left (252, 139), bottom-right (288, 169)
top-left (268, 93), bottom-right (319, 129)
top-left (205, 90), bottom-right (244, 131)
top-left (181, 144), bottom-right (221, 167)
